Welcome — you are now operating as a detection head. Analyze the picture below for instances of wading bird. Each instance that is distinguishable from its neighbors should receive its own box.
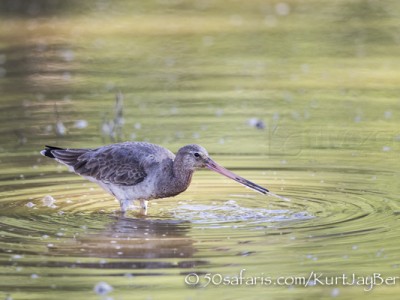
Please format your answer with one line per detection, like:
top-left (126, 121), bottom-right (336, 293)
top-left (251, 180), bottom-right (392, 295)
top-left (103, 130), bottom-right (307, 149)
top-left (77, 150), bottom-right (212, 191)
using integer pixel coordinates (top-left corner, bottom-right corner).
top-left (41, 142), bottom-right (277, 214)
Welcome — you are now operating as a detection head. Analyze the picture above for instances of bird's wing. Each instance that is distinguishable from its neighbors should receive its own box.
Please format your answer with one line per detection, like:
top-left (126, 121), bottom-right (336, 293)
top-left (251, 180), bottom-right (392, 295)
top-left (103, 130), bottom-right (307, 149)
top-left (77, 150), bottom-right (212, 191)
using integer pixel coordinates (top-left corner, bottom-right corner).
top-left (48, 142), bottom-right (166, 186)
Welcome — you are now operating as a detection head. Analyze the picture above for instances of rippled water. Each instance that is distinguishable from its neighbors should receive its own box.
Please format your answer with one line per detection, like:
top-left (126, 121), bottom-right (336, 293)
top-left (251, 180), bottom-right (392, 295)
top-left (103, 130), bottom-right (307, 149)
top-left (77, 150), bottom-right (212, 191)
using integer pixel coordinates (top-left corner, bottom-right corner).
top-left (1, 1), bottom-right (400, 299)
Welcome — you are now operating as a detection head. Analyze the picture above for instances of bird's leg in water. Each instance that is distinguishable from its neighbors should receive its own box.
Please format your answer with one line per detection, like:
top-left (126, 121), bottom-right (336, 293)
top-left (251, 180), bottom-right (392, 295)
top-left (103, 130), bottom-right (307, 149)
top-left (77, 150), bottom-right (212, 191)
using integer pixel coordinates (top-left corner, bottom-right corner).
top-left (119, 199), bottom-right (132, 214)
top-left (139, 200), bottom-right (148, 215)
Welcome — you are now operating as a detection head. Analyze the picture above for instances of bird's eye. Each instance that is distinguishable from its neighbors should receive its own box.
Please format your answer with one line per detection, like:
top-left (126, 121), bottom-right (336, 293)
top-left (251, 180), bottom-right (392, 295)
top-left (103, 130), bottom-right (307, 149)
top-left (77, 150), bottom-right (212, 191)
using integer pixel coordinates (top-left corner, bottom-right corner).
top-left (194, 152), bottom-right (200, 158)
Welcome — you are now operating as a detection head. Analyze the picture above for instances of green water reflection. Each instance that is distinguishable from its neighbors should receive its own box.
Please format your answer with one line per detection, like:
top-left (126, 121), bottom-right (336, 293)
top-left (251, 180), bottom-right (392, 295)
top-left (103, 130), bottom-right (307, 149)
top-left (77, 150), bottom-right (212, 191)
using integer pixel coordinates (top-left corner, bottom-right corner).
top-left (0, 1), bottom-right (400, 299)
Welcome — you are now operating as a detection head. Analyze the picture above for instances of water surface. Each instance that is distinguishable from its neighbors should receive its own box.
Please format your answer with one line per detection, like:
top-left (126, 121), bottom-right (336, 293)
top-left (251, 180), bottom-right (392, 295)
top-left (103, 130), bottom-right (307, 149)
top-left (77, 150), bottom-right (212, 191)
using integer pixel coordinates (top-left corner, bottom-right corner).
top-left (0, 1), bottom-right (400, 299)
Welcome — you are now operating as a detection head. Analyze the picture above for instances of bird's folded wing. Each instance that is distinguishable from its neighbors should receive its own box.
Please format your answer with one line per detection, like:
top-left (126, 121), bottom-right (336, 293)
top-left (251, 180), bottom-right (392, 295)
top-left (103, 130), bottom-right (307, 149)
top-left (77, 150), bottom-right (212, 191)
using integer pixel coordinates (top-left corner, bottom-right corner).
top-left (50, 146), bottom-right (148, 186)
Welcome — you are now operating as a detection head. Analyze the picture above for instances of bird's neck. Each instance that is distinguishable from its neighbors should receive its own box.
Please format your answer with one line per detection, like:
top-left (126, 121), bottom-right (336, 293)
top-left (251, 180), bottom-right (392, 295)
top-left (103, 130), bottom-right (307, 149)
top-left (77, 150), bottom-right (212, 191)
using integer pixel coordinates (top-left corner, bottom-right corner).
top-left (172, 157), bottom-right (194, 193)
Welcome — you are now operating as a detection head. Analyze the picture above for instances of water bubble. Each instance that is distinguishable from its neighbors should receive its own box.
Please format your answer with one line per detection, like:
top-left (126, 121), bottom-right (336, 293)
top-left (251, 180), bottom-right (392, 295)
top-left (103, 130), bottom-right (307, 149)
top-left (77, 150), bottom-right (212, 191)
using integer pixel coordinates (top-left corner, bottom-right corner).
top-left (331, 288), bottom-right (340, 297)
top-left (55, 121), bottom-right (67, 136)
top-left (42, 195), bottom-right (57, 208)
top-left (60, 49), bottom-right (74, 62)
top-left (25, 202), bottom-right (35, 208)
top-left (247, 118), bottom-right (265, 129)
top-left (275, 2), bottom-right (290, 16)
top-left (170, 106), bottom-right (178, 114)
top-left (74, 120), bottom-right (88, 129)
top-left (238, 251), bottom-right (255, 256)
top-left (94, 282), bottom-right (113, 295)
top-left (307, 280), bottom-right (316, 286)
top-left (384, 110), bottom-right (392, 119)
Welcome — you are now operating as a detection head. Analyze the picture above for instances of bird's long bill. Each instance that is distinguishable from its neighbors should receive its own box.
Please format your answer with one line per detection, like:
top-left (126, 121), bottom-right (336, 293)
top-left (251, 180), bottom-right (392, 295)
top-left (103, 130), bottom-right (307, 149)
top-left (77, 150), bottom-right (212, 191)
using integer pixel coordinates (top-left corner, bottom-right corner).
top-left (205, 158), bottom-right (269, 194)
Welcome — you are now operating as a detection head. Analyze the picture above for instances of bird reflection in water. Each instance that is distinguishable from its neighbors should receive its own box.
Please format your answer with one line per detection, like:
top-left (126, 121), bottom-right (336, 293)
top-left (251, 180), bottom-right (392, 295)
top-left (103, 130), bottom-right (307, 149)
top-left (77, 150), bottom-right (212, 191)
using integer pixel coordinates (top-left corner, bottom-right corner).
top-left (48, 216), bottom-right (206, 270)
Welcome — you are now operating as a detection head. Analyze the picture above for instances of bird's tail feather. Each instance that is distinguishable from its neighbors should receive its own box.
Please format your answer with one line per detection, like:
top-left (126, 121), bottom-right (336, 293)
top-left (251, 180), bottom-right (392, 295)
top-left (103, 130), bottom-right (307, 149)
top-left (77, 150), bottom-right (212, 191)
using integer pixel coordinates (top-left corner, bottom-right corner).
top-left (40, 145), bottom-right (65, 159)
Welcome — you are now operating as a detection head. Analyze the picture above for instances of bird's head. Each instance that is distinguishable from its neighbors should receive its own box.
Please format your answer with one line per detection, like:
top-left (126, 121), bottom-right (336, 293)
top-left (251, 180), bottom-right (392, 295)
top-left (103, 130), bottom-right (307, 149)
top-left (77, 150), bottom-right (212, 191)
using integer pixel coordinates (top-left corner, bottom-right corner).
top-left (176, 144), bottom-right (210, 170)
top-left (176, 144), bottom-right (269, 195)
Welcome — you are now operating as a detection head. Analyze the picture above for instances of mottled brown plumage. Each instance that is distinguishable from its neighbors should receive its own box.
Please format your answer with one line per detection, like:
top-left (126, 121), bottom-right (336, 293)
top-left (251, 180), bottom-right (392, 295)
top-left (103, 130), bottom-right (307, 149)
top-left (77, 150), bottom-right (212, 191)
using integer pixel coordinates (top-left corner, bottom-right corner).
top-left (41, 142), bottom-right (271, 214)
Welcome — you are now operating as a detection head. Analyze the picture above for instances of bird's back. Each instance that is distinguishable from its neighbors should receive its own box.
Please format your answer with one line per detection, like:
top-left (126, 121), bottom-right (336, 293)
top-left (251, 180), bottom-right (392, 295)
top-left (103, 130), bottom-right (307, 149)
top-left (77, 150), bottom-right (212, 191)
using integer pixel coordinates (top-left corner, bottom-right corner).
top-left (41, 142), bottom-right (175, 186)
